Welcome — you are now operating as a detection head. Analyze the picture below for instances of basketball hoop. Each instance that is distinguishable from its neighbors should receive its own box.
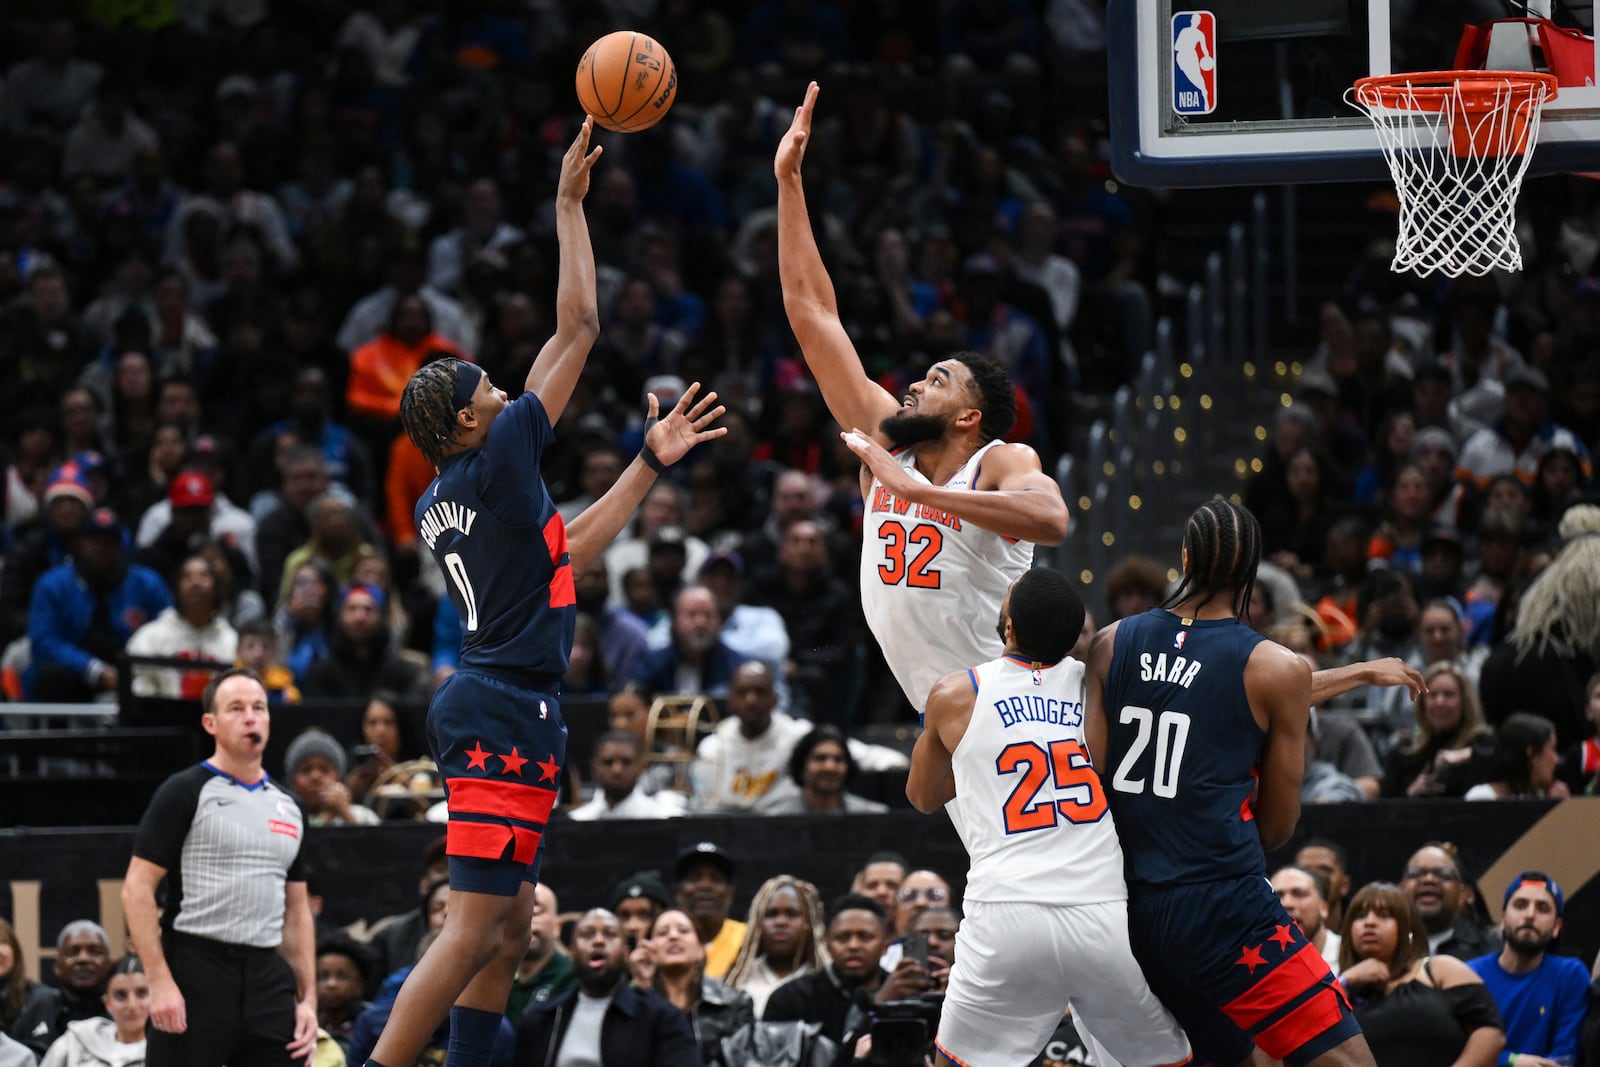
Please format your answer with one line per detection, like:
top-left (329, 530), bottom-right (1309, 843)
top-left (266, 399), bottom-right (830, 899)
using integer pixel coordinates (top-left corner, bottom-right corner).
top-left (1347, 70), bottom-right (1557, 277)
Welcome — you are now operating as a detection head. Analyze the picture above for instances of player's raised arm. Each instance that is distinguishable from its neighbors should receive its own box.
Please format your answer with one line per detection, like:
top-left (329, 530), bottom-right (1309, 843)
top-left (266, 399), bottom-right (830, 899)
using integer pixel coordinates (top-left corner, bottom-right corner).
top-left (525, 116), bottom-right (604, 425)
top-left (565, 384), bottom-right (726, 571)
top-left (1245, 642), bottom-right (1313, 851)
top-left (776, 82), bottom-right (900, 440)
top-left (842, 433), bottom-right (1069, 545)
top-left (1082, 621), bottom-right (1121, 772)
top-left (907, 669), bottom-right (974, 812)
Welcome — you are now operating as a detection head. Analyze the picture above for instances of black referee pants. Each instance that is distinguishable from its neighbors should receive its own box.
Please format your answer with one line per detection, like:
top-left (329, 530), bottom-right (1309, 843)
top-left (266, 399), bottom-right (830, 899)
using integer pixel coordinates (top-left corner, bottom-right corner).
top-left (146, 930), bottom-right (299, 1067)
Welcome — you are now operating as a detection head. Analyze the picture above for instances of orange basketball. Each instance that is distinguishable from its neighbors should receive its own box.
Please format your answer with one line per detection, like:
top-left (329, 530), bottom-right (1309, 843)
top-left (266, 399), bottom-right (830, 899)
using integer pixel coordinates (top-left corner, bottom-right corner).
top-left (575, 31), bottom-right (677, 133)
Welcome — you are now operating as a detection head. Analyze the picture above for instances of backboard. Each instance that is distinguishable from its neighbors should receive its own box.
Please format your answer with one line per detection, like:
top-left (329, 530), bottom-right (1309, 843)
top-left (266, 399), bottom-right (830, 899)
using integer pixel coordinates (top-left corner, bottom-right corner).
top-left (1108, 0), bottom-right (1600, 187)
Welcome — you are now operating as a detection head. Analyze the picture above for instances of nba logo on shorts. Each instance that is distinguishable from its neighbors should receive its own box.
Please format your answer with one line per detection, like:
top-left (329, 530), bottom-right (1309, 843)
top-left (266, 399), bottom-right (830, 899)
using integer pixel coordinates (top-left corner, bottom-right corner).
top-left (1172, 10), bottom-right (1217, 116)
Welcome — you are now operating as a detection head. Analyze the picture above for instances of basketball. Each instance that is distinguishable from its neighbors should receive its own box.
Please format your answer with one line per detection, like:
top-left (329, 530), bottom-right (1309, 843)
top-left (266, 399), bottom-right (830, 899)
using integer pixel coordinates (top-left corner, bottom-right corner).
top-left (575, 31), bottom-right (678, 133)
top-left (1199, 56), bottom-right (1215, 71)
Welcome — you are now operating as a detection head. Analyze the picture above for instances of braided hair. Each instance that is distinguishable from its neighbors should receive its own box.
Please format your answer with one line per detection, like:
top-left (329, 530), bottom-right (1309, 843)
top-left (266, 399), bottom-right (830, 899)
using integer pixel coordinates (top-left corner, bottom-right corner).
top-left (400, 359), bottom-right (463, 467)
top-left (1162, 499), bottom-right (1261, 619)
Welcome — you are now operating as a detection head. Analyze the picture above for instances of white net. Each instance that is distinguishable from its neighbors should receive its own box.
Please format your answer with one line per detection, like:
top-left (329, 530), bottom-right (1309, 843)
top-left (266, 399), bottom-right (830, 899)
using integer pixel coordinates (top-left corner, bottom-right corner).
top-left (1347, 72), bottom-right (1556, 277)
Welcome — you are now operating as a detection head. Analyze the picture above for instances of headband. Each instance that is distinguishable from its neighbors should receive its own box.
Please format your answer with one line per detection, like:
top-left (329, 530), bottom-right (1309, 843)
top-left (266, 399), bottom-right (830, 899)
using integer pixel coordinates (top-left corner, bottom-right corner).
top-left (451, 361), bottom-right (484, 412)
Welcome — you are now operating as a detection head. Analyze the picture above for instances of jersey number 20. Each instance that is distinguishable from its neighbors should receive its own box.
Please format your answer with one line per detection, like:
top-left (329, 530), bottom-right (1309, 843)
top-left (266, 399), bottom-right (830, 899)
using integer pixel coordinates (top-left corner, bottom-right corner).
top-left (877, 521), bottom-right (942, 588)
top-left (997, 739), bottom-right (1106, 833)
top-left (1111, 706), bottom-right (1191, 798)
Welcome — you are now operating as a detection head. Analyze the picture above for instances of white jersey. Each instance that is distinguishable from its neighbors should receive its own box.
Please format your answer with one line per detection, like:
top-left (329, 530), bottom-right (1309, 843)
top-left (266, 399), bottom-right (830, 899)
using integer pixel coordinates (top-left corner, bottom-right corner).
top-left (860, 440), bottom-right (1034, 711)
top-left (948, 655), bottom-right (1127, 906)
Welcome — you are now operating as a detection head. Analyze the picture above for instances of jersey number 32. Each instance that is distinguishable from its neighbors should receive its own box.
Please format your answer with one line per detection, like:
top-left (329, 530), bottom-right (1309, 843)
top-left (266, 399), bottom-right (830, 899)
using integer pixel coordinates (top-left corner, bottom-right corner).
top-left (997, 739), bottom-right (1107, 833)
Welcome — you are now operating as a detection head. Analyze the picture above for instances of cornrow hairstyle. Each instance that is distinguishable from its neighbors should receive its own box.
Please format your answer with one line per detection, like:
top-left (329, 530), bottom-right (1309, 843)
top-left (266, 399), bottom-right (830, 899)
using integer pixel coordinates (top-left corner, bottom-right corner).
top-left (1162, 499), bottom-right (1262, 619)
top-left (400, 358), bottom-right (463, 467)
top-left (723, 875), bottom-right (830, 990)
top-left (951, 352), bottom-right (1017, 443)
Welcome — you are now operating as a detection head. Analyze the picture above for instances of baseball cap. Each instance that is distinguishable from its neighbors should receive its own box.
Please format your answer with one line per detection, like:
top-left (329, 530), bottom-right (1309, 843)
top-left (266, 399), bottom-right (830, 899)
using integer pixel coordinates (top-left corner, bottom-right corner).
top-left (79, 507), bottom-right (123, 539)
top-left (1410, 426), bottom-right (1458, 460)
top-left (169, 471), bottom-right (215, 509)
top-left (675, 841), bottom-right (735, 882)
top-left (649, 525), bottom-right (688, 554)
top-left (1504, 871), bottom-right (1564, 915)
top-left (214, 74), bottom-right (259, 101)
top-left (43, 467), bottom-right (93, 508)
top-left (342, 582), bottom-right (388, 612)
top-left (72, 451), bottom-right (108, 477)
top-left (1503, 364), bottom-right (1549, 392)
top-left (1421, 527), bottom-right (1464, 557)
top-left (700, 549), bottom-right (743, 577)
top-left (1296, 369), bottom-right (1339, 399)
top-left (609, 870), bottom-right (674, 910)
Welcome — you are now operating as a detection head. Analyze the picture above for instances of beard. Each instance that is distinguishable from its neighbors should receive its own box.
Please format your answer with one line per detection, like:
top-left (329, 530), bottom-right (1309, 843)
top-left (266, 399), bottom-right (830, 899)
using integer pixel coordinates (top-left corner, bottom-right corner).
top-left (879, 411), bottom-right (948, 448)
top-left (1505, 925), bottom-right (1555, 957)
top-left (1376, 615), bottom-right (1415, 642)
top-left (575, 589), bottom-right (607, 616)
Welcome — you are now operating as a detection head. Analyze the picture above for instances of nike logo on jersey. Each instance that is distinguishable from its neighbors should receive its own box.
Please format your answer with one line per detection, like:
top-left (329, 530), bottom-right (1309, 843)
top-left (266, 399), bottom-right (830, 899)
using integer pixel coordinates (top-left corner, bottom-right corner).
top-left (212, 798), bottom-right (235, 807)
top-left (419, 500), bottom-right (479, 549)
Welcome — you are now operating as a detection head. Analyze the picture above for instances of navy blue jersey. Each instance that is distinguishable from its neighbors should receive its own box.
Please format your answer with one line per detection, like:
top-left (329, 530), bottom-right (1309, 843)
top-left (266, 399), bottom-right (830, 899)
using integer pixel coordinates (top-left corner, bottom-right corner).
top-left (415, 392), bottom-right (575, 679)
top-left (1103, 610), bottom-right (1268, 887)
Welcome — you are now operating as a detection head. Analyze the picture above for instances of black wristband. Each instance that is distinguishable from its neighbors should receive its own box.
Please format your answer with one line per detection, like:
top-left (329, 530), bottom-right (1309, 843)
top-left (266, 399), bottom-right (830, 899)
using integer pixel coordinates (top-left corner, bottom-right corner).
top-left (640, 446), bottom-right (668, 475)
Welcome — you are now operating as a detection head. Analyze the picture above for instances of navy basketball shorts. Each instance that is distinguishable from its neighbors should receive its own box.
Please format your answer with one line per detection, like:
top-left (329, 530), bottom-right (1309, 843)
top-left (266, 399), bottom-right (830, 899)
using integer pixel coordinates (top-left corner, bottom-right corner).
top-left (426, 668), bottom-right (567, 896)
top-left (1126, 874), bottom-right (1360, 1067)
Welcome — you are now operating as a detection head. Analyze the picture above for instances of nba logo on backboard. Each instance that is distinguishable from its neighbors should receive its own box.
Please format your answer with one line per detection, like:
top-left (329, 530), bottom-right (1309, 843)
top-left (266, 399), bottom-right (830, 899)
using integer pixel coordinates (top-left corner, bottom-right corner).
top-left (1171, 11), bottom-right (1217, 115)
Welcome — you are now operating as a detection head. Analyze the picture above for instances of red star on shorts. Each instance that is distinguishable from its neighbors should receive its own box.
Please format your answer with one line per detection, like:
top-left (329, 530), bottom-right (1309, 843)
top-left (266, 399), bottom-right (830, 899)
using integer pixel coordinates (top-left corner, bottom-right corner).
top-left (498, 747), bottom-right (528, 776)
top-left (536, 754), bottom-right (560, 783)
top-left (1271, 924), bottom-right (1296, 951)
top-left (1236, 944), bottom-right (1266, 975)
top-left (465, 742), bottom-right (491, 772)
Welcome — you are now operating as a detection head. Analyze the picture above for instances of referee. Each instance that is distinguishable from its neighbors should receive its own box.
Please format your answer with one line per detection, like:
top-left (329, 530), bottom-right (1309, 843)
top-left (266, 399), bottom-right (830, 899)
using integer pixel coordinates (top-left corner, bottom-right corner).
top-left (121, 667), bottom-right (318, 1066)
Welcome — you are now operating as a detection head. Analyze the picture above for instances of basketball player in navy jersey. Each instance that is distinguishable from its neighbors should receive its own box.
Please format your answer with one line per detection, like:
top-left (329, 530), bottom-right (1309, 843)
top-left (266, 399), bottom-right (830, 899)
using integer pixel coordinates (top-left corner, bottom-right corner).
top-left (1085, 500), bottom-right (1390, 1067)
top-left (363, 118), bottom-right (728, 1067)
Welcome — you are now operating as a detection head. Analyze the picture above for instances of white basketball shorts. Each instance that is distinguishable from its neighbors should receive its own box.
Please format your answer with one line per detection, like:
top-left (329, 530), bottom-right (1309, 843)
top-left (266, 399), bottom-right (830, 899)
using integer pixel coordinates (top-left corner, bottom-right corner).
top-left (935, 898), bottom-right (1192, 1067)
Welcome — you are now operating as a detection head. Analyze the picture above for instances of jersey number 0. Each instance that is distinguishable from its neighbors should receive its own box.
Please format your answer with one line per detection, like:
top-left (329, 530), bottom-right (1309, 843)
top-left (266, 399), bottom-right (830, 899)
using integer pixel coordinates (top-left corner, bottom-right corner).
top-left (996, 739), bottom-right (1107, 833)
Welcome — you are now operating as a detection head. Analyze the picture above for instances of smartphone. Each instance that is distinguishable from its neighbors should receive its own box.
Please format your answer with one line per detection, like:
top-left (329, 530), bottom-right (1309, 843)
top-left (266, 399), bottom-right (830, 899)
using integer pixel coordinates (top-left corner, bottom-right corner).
top-left (902, 931), bottom-right (929, 967)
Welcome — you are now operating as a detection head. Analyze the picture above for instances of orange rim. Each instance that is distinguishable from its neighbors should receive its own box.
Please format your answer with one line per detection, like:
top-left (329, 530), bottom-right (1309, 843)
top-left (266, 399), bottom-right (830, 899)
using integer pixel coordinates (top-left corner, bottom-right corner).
top-left (1352, 69), bottom-right (1558, 115)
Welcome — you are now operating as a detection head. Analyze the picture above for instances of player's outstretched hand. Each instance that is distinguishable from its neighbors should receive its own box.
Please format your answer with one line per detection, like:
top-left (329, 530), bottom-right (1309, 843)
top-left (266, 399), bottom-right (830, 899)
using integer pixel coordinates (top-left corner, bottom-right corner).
top-left (842, 427), bottom-right (915, 498)
top-left (557, 115), bottom-right (604, 203)
top-left (643, 382), bottom-right (727, 468)
top-left (1362, 657), bottom-right (1427, 701)
top-left (774, 81), bottom-right (819, 181)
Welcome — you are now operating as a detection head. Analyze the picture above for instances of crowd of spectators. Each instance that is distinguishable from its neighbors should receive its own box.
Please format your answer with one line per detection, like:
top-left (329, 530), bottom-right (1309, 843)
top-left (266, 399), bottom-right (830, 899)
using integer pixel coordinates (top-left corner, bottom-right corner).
top-left (3, 838), bottom-right (1597, 1066)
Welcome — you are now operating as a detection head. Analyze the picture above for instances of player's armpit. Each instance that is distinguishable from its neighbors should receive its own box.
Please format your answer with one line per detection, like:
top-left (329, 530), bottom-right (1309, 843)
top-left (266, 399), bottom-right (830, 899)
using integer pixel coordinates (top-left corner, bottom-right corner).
top-left (1082, 622), bottom-right (1121, 772)
top-left (907, 671), bottom-right (973, 812)
top-left (1246, 644), bottom-right (1312, 850)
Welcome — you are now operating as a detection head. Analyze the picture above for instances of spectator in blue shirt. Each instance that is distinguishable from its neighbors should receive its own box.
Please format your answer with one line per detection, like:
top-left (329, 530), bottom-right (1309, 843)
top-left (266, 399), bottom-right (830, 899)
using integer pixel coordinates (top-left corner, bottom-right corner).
top-left (27, 507), bottom-right (172, 700)
top-left (1467, 872), bottom-right (1589, 1067)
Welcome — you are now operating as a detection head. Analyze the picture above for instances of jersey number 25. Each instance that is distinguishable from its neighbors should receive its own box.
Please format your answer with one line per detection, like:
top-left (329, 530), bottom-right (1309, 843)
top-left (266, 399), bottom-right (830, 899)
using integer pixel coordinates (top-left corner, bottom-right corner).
top-left (997, 739), bottom-right (1107, 833)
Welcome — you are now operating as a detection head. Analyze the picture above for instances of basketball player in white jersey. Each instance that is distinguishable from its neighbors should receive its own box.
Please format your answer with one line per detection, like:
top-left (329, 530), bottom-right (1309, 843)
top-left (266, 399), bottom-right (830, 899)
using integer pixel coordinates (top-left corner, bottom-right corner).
top-left (775, 82), bottom-right (1070, 718)
top-left (908, 568), bottom-right (1193, 1067)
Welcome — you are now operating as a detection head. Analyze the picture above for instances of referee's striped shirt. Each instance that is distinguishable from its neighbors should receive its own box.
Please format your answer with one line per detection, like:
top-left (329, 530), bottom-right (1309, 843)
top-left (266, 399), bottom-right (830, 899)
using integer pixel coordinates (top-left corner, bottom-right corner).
top-left (132, 762), bottom-right (307, 948)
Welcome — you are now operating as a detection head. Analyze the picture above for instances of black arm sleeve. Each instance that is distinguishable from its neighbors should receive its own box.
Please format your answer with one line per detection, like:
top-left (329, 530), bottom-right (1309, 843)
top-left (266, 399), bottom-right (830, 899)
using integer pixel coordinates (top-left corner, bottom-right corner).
top-left (131, 767), bottom-right (205, 869)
